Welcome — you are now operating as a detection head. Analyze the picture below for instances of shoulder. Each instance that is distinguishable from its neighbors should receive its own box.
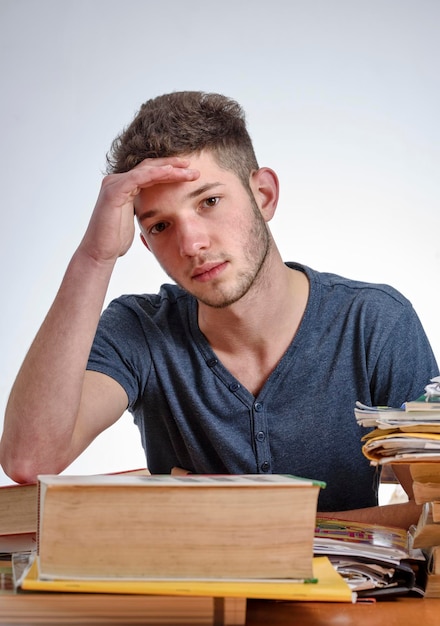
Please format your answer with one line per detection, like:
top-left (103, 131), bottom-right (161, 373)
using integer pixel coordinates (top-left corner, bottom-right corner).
top-left (286, 261), bottom-right (412, 310)
top-left (104, 284), bottom-right (192, 318)
top-left (94, 284), bottom-right (195, 342)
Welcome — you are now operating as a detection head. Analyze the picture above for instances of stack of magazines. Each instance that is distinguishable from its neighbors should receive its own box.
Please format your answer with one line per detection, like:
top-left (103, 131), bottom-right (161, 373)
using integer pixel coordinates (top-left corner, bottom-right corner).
top-left (314, 518), bottom-right (425, 598)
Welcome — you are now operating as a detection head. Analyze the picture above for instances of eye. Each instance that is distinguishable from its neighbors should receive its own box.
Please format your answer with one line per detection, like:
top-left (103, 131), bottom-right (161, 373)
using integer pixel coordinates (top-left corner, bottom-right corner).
top-left (149, 222), bottom-right (168, 235)
top-left (202, 196), bottom-right (219, 208)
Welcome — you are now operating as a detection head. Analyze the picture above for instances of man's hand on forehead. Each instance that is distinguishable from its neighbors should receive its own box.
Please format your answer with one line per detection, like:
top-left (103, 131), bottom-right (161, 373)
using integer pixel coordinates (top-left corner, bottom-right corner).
top-left (130, 157), bottom-right (200, 196)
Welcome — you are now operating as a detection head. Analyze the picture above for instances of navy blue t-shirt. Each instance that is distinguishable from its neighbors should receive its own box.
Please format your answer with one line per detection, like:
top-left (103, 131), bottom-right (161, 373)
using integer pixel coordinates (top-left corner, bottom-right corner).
top-left (87, 263), bottom-right (438, 511)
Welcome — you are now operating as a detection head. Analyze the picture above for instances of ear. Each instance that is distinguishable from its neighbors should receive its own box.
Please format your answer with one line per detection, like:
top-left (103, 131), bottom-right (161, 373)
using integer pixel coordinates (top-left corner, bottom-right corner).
top-left (139, 232), bottom-right (151, 251)
top-left (249, 167), bottom-right (279, 222)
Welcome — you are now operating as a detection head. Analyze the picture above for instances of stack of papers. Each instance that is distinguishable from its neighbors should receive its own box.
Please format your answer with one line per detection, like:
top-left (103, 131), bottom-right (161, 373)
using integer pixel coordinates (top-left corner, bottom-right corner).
top-left (314, 519), bottom-right (424, 598)
top-left (354, 377), bottom-right (440, 464)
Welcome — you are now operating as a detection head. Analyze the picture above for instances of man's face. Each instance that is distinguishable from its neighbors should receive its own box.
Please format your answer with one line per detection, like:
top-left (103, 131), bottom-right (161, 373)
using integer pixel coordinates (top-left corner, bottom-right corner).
top-left (135, 151), bottom-right (271, 309)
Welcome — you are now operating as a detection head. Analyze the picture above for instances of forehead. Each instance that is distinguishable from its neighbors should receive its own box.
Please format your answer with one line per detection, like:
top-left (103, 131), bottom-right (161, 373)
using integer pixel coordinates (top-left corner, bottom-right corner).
top-left (183, 149), bottom-right (227, 172)
top-left (136, 151), bottom-right (242, 211)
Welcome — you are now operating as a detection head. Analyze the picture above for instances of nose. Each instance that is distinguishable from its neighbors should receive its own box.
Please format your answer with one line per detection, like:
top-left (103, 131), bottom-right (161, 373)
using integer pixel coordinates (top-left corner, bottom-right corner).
top-left (176, 217), bottom-right (210, 257)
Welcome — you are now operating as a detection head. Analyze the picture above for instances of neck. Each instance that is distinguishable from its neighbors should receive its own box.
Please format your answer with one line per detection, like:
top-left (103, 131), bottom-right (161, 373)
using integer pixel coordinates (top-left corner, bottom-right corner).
top-left (198, 248), bottom-right (309, 355)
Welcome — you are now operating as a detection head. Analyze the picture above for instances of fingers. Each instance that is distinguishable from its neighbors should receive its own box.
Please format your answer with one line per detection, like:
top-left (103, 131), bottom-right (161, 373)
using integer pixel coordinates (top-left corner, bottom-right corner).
top-left (132, 158), bottom-right (200, 191)
top-left (82, 158), bottom-right (198, 264)
top-left (103, 157), bottom-right (200, 201)
top-left (171, 466), bottom-right (193, 476)
top-left (133, 156), bottom-right (192, 169)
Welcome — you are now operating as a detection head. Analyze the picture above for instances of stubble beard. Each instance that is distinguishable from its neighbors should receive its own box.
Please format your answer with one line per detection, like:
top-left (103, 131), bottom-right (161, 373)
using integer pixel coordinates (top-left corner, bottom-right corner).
top-left (170, 202), bottom-right (272, 309)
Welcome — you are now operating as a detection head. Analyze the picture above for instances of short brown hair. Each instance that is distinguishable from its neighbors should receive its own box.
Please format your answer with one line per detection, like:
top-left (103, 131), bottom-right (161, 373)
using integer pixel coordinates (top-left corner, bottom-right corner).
top-left (106, 91), bottom-right (259, 187)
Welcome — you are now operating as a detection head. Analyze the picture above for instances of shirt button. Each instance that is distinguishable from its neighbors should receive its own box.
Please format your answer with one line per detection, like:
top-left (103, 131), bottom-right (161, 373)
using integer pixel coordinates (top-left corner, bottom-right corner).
top-left (254, 402), bottom-right (263, 412)
top-left (255, 431), bottom-right (265, 442)
top-left (260, 461), bottom-right (270, 472)
top-left (229, 382), bottom-right (240, 392)
top-left (207, 358), bottom-right (218, 368)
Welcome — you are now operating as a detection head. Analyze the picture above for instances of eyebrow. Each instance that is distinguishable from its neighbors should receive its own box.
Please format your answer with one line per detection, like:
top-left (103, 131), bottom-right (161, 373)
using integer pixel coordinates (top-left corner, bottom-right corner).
top-left (137, 182), bottom-right (224, 222)
top-left (185, 182), bottom-right (224, 200)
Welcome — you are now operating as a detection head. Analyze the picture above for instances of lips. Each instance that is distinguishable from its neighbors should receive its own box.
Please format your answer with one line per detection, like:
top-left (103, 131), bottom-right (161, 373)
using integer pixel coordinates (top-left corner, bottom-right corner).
top-left (192, 261), bottom-right (228, 282)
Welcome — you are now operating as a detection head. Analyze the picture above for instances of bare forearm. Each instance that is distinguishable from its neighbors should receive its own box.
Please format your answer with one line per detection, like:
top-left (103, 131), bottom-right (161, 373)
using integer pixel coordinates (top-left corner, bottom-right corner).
top-left (319, 499), bottom-right (422, 530)
top-left (0, 248), bottom-right (115, 481)
top-left (0, 160), bottom-right (201, 482)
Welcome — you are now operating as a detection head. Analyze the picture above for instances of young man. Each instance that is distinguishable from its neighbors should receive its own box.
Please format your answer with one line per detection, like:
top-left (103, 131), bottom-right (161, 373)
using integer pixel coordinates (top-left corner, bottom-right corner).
top-left (0, 92), bottom-right (437, 528)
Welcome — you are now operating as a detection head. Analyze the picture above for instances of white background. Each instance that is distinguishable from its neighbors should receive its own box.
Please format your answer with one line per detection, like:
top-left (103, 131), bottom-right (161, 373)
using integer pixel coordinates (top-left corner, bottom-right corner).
top-left (1, 0), bottom-right (439, 485)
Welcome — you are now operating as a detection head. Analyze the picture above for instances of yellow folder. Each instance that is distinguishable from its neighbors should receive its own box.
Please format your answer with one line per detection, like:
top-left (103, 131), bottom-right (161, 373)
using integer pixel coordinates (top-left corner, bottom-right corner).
top-left (19, 555), bottom-right (355, 603)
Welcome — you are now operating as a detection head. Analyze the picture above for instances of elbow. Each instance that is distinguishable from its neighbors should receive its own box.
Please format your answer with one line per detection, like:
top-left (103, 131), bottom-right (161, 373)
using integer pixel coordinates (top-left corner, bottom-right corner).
top-left (0, 426), bottom-right (70, 484)
top-left (0, 443), bottom-right (60, 484)
top-left (0, 453), bottom-right (39, 484)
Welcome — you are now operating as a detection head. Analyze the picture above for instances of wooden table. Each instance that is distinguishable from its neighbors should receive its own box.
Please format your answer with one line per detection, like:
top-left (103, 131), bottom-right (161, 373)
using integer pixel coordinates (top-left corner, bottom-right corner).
top-left (2, 556), bottom-right (438, 625)
top-left (248, 597), bottom-right (439, 625)
top-left (0, 594), bottom-right (438, 625)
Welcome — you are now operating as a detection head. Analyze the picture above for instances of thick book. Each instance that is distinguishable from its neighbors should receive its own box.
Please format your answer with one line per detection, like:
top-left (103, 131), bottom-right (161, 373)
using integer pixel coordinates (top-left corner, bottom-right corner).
top-left (0, 481), bottom-right (37, 555)
top-left (18, 554), bottom-right (355, 603)
top-left (0, 468), bottom-right (149, 555)
top-left (0, 482), bottom-right (37, 537)
top-left (37, 473), bottom-right (325, 581)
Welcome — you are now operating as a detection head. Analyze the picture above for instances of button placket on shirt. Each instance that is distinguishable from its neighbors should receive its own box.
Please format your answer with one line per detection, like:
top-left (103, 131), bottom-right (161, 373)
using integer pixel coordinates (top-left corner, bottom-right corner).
top-left (206, 356), bottom-right (271, 473)
top-left (252, 401), bottom-right (271, 473)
